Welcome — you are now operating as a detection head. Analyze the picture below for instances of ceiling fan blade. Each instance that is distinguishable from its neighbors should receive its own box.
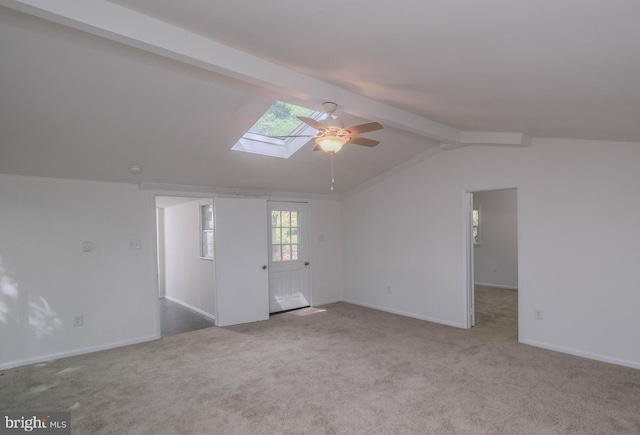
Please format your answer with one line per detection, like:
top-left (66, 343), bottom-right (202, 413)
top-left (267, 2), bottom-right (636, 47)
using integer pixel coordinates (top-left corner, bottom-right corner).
top-left (348, 136), bottom-right (380, 147)
top-left (298, 116), bottom-right (326, 131)
top-left (344, 122), bottom-right (383, 135)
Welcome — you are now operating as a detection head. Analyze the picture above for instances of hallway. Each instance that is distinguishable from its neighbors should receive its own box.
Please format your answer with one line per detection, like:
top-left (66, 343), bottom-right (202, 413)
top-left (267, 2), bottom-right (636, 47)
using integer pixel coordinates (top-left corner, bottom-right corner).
top-left (159, 298), bottom-right (215, 337)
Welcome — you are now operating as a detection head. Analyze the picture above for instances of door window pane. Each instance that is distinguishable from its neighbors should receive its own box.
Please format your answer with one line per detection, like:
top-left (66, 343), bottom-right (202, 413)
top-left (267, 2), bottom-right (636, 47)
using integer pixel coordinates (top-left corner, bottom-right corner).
top-left (282, 244), bottom-right (291, 261)
top-left (270, 208), bottom-right (301, 262)
top-left (272, 245), bottom-right (282, 262)
top-left (271, 210), bottom-right (280, 227)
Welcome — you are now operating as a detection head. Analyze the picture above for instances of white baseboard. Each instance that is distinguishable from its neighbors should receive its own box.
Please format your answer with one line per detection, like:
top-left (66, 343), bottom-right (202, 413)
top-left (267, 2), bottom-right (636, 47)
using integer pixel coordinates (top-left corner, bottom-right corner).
top-left (163, 296), bottom-right (215, 321)
top-left (0, 334), bottom-right (159, 370)
top-left (312, 298), bottom-right (344, 307)
top-left (343, 299), bottom-right (466, 329)
top-left (521, 338), bottom-right (640, 370)
top-left (474, 282), bottom-right (518, 290)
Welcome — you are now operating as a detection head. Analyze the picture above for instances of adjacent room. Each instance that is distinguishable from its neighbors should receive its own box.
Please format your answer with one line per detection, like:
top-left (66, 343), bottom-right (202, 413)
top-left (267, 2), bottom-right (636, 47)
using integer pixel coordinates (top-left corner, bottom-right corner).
top-left (1, 1), bottom-right (639, 433)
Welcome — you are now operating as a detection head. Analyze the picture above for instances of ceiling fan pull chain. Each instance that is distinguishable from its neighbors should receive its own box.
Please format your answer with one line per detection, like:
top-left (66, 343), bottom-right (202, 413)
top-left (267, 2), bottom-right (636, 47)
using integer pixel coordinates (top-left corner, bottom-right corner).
top-left (330, 153), bottom-right (335, 191)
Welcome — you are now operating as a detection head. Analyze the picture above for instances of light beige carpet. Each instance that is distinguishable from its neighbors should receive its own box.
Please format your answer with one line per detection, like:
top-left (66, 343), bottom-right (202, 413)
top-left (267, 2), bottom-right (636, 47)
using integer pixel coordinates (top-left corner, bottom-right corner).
top-left (2, 287), bottom-right (639, 434)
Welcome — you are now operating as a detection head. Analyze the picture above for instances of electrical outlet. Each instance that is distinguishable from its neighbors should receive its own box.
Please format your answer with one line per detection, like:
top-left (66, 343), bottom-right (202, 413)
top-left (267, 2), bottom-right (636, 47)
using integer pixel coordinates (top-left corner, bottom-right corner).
top-left (72, 314), bottom-right (84, 327)
top-left (82, 241), bottom-right (93, 252)
top-left (129, 239), bottom-right (142, 250)
top-left (534, 309), bottom-right (542, 320)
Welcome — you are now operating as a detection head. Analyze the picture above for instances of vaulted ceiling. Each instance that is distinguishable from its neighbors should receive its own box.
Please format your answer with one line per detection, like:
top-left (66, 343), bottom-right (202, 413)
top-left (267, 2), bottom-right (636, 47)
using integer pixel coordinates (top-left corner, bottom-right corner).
top-left (1, 1), bottom-right (639, 195)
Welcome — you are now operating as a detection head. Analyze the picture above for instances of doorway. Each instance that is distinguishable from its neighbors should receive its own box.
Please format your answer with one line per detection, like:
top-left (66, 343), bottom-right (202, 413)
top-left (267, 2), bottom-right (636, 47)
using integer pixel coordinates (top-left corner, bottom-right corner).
top-left (267, 201), bottom-right (311, 313)
top-left (156, 196), bottom-right (216, 335)
top-left (465, 188), bottom-right (519, 337)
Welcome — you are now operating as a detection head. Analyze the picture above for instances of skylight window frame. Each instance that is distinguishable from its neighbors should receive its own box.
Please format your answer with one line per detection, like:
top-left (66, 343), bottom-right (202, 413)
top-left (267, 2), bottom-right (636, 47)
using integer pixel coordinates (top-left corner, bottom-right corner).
top-left (232, 103), bottom-right (324, 159)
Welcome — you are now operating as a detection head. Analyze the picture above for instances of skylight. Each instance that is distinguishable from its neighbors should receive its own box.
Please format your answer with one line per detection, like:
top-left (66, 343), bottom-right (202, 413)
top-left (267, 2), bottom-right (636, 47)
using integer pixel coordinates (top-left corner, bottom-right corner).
top-left (232, 101), bottom-right (319, 159)
top-left (248, 101), bottom-right (314, 137)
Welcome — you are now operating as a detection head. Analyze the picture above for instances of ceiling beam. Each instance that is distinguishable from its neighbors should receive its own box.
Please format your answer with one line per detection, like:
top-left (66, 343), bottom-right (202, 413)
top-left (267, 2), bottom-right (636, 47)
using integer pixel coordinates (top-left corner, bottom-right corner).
top-left (1, 0), bottom-right (529, 149)
top-left (440, 132), bottom-right (532, 150)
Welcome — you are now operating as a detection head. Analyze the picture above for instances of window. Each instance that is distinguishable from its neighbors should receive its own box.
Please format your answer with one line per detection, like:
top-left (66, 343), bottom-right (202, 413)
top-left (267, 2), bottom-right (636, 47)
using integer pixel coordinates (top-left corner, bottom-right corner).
top-left (248, 101), bottom-right (314, 137)
top-left (472, 207), bottom-right (480, 245)
top-left (232, 101), bottom-right (320, 159)
top-left (200, 203), bottom-right (213, 259)
top-left (270, 210), bottom-right (299, 262)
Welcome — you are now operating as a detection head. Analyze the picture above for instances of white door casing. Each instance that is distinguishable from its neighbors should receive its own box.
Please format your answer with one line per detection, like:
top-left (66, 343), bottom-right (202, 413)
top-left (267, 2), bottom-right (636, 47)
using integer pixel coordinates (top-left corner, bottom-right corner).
top-left (214, 197), bottom-right (269, 327)
top-left (267, 201), bottom-right (311, 313)
top-left (465, 192), bottom-right (476, 328)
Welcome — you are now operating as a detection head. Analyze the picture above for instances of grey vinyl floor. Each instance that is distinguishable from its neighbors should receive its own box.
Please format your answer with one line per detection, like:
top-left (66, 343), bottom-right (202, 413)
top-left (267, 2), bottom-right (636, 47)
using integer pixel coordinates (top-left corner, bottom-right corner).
top-left (159, 298), bottom-right (216, 337)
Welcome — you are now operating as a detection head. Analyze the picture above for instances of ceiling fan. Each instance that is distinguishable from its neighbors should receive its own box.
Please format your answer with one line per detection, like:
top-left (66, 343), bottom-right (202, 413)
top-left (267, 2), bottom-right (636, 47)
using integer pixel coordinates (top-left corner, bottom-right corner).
top-left (271, 102), bottom-right (384, 153)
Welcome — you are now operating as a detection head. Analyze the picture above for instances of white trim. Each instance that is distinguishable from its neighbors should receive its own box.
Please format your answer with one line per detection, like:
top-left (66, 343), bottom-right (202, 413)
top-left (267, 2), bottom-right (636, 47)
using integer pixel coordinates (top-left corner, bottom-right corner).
top-left (474, 282), bottom-right (518, 290)
top-left (344, 299), bottom-right (466, 329)
top-left (163, 296), bottom-right (216, 321)
top-left (0, 334), bottom-right (159, 370)
top-left (521, 339), bottom-right (640, 370)
top-left (141, 182), bottom-right (338, 201)
top-left (441, 132), bottom-right (532, 150)
top-left (312, 298), bottom-right (343, 307)
top-left (463, 192), bottom-right (474, 328)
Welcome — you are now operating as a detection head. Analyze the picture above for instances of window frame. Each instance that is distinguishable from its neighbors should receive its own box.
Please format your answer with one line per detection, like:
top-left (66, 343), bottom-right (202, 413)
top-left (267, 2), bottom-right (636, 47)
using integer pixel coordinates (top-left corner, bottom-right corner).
top-left (199, 201), bottom-right (214, 260)
top-left (232, 101), bottom-right (323, 159)
top-left (472, 206), bottom-right (481, 245)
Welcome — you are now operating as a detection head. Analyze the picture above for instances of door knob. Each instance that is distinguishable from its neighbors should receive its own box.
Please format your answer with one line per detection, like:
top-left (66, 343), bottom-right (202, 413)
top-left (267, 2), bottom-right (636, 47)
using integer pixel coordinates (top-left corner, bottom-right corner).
top-left (262, 265), bottom-right (267, 270)
top-left (304, 262), bottom-right (310, 266)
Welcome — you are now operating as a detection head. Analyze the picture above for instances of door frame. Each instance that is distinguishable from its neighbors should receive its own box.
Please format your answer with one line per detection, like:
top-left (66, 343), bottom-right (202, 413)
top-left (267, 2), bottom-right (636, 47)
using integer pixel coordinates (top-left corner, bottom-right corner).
top-left (463, 186), bottom-right (522, 339)
top-left (267, 200), bottom-right (312, 313)
top-left (153, 194), bottom-right (216, 332)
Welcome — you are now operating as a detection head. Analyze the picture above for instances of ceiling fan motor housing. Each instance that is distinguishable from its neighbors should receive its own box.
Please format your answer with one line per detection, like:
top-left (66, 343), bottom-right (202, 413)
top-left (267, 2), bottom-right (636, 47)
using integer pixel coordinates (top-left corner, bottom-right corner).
top-left (320, 102), bottom-right (344, 130)
top-left (322, 102), bottom-right (338, 113)
top-left (320, 116), bottom-right (344, 130)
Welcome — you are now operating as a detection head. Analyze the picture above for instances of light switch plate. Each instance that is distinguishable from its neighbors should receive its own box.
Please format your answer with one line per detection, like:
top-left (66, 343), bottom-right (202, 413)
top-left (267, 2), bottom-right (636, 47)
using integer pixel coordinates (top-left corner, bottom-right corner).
top-left (129, 239), bottom-right (142, 250)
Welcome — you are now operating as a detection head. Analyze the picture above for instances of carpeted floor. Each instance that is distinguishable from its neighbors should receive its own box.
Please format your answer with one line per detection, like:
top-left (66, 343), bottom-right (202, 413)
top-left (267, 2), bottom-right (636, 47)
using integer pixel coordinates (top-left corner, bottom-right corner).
top-left (1, 287), bottom-right (639, 434)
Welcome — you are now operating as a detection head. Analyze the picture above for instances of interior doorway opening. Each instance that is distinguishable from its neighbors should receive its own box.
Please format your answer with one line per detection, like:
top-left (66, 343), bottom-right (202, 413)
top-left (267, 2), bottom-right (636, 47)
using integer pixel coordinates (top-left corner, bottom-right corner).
top-left (156, 196), bottom-right (216, 337)
top-left (465, 188), bottom-right (519, 339)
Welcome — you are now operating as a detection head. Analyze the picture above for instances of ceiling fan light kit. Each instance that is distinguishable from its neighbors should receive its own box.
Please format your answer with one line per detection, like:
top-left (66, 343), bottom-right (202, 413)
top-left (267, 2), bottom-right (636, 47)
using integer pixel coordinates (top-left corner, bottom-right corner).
top-left (316, 135), bottom-right (346, 153)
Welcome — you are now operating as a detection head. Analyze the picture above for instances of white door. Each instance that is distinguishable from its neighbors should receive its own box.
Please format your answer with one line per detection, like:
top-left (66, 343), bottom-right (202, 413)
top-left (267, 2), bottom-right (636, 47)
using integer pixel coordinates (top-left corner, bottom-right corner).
top-left (214, 197), bottom-right (269, 327)
top-left (267, 201), bottom-right (311, 313)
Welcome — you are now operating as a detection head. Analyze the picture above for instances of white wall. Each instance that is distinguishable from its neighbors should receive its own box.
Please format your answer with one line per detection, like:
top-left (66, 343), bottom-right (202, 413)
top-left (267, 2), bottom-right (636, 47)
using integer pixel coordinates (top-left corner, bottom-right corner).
top-left (163, 199), bottom-right (215, 317)
top-left (473, 189), bottom-right (518, 288)
top-left (0, 175), bottom-right (158, 369)
top-left (309, 199), bottom-right (344, 305)
top-left (342, 138), bottom-right (640, 368)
